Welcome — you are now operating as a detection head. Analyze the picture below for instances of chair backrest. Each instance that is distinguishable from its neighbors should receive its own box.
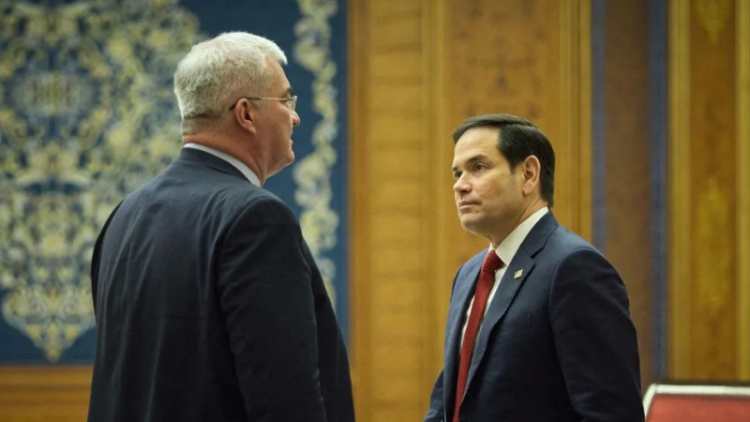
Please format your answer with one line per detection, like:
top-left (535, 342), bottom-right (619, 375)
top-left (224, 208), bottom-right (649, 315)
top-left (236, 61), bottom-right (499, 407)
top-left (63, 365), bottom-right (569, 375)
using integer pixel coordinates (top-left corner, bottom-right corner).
top-left (644, 383), bottom-right (750, 422)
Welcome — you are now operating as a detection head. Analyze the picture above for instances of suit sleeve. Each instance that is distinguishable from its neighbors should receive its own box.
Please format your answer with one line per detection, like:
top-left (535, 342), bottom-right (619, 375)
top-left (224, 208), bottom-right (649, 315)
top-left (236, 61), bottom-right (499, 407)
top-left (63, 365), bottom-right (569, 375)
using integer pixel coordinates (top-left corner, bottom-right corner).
top-left (90, 202), bottom-right (121, 314)
top-left (217, 197), bottom-right (326, 422)
top-left (550, 249), bottom-right (644, 422)
top-left (424, 266), bottom-right (464, 422)
top-left (424, 370), bottom-right (445, 422)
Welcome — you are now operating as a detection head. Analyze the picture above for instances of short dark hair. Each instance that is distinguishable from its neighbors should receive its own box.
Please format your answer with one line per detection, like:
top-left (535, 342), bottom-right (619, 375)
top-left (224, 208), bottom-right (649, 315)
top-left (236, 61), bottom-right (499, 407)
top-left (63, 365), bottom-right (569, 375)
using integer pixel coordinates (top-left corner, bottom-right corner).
top-left (452, 114), bottom-right (555, 207)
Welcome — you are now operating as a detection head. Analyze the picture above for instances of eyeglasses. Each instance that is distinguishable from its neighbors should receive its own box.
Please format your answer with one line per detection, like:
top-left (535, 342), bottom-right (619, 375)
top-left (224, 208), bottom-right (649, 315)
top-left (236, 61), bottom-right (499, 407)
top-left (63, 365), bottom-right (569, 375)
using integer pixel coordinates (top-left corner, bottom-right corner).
top-left (229, 95), bottom-right (298, 112)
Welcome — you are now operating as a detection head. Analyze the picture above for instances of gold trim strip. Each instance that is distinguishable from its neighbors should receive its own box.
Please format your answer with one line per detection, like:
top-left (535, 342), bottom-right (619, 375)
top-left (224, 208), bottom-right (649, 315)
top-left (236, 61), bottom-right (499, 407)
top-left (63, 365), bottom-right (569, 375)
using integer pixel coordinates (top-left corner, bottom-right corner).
top-left (292, 0), bottom-right (340, 305)
top-left (347, 0), bottom-right (371, 415)
top-left (669, 0), bottom-right (692, 379)
top-left (559, 0), bottom-right (573, 232)
top-left (737, 0), bottom-right (750, 381)
top-left (578, 0), bottom-right (593, 242)
top-left (559, 0), bottom-right (592, 240)
top-left (421, 0), bottom-right (448, 396)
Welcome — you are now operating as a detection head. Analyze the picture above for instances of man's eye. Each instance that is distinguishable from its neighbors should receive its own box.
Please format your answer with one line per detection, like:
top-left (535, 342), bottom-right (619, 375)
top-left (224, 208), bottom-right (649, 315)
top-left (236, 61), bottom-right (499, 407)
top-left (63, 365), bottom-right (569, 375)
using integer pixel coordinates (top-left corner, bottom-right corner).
top-left (474, 163), bottom-right (486, 171)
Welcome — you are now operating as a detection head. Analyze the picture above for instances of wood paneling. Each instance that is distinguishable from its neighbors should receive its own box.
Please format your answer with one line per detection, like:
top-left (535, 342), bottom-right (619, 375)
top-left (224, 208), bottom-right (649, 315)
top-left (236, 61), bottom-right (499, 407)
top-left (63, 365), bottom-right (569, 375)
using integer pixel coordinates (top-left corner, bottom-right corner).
top-left (669, 0), bottom-right (693, 380)
top-left (690, 0), bottom-right (737, 379)
top-left (350, 1), bottom-right (592, 421)
top-left (670, 0), bottom-right (749, 381)
top-left (736, 0), bottom-right (750, 381)
top-left (601, 0), bottom-right (654, 389)
top-left (349, 0), bottom-right (437, 420)
top-left (443, 0), bottom-right (592, 240)
top-left (0, 366), bottom-right (91, 422)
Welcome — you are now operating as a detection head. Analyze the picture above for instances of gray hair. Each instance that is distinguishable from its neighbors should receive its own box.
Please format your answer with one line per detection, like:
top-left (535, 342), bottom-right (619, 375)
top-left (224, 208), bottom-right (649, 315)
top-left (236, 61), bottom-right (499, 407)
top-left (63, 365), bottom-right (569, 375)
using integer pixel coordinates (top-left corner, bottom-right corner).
top-left (173, 32), bottom-right (287, 119)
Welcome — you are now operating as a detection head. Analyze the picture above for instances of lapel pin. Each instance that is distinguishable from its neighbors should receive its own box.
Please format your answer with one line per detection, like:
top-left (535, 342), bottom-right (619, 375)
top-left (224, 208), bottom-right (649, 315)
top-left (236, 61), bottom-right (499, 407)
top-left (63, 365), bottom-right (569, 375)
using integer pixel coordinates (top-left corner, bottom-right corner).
top-left (514, 269), bottom-right (523, 279)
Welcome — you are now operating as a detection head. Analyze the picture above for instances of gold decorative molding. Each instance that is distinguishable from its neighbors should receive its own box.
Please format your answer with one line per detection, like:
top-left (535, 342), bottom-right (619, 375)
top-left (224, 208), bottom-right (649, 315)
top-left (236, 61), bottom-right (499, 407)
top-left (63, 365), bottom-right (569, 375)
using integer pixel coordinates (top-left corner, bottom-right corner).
top-left (347, 0), bottom-right (370, 416)
top-left (737, 0), bottom-right (750, 381)
top-left (695, 179), bottom-right (731, 316)
top-left (578, 0), bottom-right (593, 242)
top-left (293, 0), bottom-right (340, 307)
top-left (422, 0), bottom-right (448, 380)
top-left (559, 0), bottom-right (592, 241)
top-left (695, 0), bottom-right (732, 43)
top-left (669, 0), bottom-right (692, 379)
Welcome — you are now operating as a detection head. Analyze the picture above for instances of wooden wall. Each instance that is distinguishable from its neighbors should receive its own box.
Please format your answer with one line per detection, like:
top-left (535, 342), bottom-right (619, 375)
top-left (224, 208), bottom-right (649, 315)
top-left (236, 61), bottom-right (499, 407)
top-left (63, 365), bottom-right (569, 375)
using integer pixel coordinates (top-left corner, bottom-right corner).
top-left (349, 1), bottom-right (592, 421)
top-left (0, 366), bottom-right (91, 421)
top-left (598, 0), bottom-right (657, 387)
top-left (2, 2), bottom-right (749, 421)
top-left (349, 2), bottom-right (449, 420)
top-left (669, 0), bottom-right (750, 381)
top-left (350, 0), bottom-right (750, 421)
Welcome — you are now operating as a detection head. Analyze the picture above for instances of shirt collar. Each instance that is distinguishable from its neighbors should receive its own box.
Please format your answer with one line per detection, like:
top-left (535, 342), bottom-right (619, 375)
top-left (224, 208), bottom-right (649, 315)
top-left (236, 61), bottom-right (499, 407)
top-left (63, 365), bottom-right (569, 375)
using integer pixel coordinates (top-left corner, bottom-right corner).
top-left (183, 143), bottom-right (261, 187)
top-left (491, 207), bottom-right (549, 265)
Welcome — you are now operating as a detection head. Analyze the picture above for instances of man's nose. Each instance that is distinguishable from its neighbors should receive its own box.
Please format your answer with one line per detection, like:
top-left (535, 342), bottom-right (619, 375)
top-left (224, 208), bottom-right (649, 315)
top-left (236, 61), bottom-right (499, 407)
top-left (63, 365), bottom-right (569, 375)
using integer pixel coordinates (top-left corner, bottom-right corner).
top-left (453, 176), bottom-right (470, 193)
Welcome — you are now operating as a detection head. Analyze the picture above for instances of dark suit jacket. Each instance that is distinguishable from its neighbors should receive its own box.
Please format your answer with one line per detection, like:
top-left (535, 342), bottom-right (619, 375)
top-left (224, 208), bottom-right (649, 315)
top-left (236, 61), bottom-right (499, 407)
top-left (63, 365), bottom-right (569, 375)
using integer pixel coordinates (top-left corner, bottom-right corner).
top-left (88, 148), bottom-right (355, 422)
top-left (425, 213), bottom-right (643, 422)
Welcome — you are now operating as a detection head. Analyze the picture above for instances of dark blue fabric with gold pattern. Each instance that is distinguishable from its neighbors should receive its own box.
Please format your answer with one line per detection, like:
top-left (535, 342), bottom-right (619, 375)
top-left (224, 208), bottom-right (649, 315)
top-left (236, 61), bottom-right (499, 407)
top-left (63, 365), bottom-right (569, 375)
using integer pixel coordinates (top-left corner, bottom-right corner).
top-left (0, 0), bottom-right (347, 363)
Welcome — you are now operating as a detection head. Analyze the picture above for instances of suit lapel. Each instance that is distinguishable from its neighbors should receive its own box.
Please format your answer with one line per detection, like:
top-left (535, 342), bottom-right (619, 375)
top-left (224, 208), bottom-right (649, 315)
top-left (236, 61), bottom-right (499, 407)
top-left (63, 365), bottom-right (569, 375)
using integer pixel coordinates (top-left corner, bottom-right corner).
top-left (464, 250), bottom-right (535, 392)
top-left (443, 257), bottom-right (483, 409)
top-left (462, 213), bottom-right (559, 399)
top-left (443, 213), bottom-right (560, 407)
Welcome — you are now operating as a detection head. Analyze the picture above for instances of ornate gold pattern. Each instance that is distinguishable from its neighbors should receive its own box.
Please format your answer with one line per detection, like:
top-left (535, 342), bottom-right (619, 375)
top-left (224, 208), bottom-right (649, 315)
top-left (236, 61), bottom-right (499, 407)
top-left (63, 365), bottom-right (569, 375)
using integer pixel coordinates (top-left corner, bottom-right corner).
top-left (695, 0), bottom-right (732, 43)
top-left (293, 0), bottom-right (340, 307)
top-left (695, 179), bottom-right (732, 315)
top-left (0, 0), bottom-right (203, 361)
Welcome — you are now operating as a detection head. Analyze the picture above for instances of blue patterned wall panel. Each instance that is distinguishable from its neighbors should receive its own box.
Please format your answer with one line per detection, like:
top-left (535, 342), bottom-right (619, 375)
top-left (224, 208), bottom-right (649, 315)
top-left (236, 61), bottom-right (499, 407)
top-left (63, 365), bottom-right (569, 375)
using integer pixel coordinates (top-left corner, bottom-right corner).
top-left (0, 0), bottom-right (347, 363)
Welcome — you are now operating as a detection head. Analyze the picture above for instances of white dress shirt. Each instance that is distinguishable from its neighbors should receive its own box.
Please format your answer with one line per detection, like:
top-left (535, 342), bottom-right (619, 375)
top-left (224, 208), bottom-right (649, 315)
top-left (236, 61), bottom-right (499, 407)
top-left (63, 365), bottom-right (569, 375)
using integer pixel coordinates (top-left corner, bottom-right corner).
top-left (184, 143), bottom-right (261, 187)
top-left (460, 207), bottom-right (549, 346)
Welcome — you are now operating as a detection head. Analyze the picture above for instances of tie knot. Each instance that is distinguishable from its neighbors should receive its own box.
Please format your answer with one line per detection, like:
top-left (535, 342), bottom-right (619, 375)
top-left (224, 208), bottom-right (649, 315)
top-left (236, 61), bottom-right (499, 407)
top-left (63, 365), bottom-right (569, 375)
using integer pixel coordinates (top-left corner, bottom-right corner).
top-left (481, 250), bottom-right (503, 273)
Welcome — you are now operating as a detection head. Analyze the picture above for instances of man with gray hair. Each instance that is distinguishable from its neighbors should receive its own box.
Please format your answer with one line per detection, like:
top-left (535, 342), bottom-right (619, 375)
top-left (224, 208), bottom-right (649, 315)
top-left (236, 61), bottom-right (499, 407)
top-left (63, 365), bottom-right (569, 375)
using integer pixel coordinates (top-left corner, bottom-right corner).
top-left (88, 32), bottom-right (355, 422)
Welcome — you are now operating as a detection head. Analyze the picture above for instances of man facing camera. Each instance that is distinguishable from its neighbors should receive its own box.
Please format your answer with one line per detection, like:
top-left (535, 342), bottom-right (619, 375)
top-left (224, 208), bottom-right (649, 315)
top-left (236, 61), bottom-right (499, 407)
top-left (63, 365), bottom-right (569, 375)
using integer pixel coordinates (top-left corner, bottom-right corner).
top-left (425, 114), bottom-right (643, 422)
top-left (88, 32), bottom-right (355, 422)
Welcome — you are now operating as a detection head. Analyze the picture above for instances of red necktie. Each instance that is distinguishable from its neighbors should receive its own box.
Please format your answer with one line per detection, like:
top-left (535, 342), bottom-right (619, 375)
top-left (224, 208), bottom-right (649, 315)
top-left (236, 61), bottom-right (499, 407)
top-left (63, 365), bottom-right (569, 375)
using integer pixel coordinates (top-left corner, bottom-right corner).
top-left (452, 250), bottom-right (504, 422)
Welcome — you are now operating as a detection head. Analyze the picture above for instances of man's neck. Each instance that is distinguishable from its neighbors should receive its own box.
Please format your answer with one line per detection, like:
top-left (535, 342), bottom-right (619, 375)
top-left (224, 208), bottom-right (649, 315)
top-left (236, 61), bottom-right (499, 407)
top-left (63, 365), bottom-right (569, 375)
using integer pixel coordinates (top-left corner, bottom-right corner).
top-left (489, 200), bottom-right (549, 247)
top-left (182, 133), bottom-right (265, 183)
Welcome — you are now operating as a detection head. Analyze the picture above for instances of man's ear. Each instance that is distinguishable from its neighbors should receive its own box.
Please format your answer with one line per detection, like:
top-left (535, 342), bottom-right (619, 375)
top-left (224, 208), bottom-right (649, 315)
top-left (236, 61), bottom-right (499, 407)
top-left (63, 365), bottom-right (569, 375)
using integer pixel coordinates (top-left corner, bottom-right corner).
top-left (234, 99), bottom-right (258, 134)
top-left (521, 155), bottom-right (541, 196)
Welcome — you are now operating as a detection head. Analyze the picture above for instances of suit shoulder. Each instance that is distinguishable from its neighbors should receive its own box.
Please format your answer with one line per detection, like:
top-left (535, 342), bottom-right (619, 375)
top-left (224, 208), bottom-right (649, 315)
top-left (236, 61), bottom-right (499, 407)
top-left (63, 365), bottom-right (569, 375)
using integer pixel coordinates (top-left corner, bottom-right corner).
top-left (456, 249), bottom-right (488, 276)
top-left (543, 226), bottom-right (623, 278)
top-left (118, 167), bottom-right (294, 226)
top-left (179, 171), bottom-right (289, 216)
top-left (546, 225), bottom-right (603, 257)
top-left (221, 189), bottom-right (299, 230)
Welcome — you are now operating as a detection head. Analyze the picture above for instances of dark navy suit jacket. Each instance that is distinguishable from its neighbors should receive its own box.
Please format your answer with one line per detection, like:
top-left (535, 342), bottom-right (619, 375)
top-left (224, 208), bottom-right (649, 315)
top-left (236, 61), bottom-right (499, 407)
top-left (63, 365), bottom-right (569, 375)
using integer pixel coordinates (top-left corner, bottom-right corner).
top-left (88, 148), bottom-right (355, 422)
top-left (425, 213), bottom-right (643, 422)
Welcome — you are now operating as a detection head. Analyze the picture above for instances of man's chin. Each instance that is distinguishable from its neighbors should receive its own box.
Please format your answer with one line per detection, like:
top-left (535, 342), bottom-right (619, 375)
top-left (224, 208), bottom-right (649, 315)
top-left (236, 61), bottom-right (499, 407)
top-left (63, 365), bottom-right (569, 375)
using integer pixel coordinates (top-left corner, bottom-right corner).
top-left (459, 215), bottom-right (479, 231)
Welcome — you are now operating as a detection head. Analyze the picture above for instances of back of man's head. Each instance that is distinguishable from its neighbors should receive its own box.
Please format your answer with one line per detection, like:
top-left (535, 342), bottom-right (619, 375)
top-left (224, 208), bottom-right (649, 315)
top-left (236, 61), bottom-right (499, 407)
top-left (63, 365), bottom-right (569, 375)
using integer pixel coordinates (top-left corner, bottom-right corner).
top-left (173, 32), bottom-right (286, 123)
